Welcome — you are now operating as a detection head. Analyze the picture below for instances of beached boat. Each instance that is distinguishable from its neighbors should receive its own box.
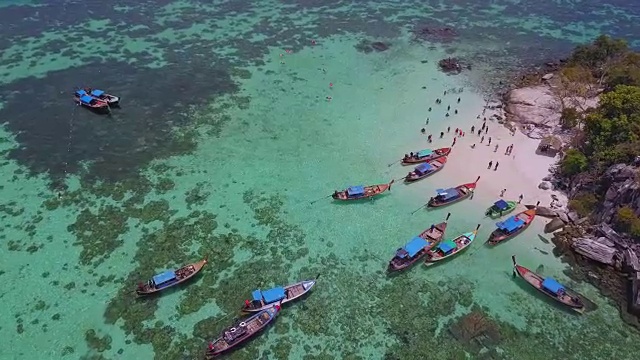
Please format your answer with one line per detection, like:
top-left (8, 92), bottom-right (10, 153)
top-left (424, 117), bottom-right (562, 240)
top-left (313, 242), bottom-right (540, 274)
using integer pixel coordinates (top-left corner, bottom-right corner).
top-left (512, 255), bottom-right (584, 313)
top-left (84, 88), bottom-right (120, 106)
top-left (136, 258), bottom-right (207, 295)
top-left (424, 224), bottom-right (480, 266)
top-left (206, 305), bottom-right (279, 358)
top-left (73, 89), bottom-right (110, 112)
top-left (401, 147), bottom-right (451, 165)
top-left (242, 279), bottom-right (317, 312)
top-left (487, 208), bottom-right (536, 245)
top-left (332, 180), bottom-right (394, 201)
top-left (404, 157), bottom-right (447, 182)
top-left (427, 176), bottom-right (480, 208)
top-left (388, 213), bottom-right (450, 271)
top-left (485, 199), bottom-right (517, 218)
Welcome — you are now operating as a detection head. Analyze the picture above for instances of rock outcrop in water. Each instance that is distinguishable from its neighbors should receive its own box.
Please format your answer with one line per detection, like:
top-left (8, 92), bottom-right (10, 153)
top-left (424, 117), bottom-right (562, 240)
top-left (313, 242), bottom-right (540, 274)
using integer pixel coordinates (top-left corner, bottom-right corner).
top-left (438, 57), bottom-right (469, 74)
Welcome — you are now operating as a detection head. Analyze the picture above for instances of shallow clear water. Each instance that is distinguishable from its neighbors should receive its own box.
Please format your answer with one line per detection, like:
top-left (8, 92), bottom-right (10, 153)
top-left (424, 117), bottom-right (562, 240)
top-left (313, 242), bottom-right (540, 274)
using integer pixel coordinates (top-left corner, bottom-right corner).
top-left (1, 1), bottom-right (640, 359)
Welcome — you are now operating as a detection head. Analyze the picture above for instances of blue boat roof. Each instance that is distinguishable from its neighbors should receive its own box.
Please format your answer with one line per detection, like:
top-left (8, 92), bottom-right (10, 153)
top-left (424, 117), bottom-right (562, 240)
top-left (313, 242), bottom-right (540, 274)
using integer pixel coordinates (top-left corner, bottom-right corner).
top-left (80, 95), bottom-right (94, 103)
top-left (494, 200), bottom-right (509, 210)
top-left (415, 163), bottom-right (432, 174)
top-left (542, 277), bottom-right (565, 293)
top-left (496, 216), bottom-right (525, 232)
top-left (403, 236), bottom-right (428, 257)
top-left (347, 185), bottom-right (365, 196)
top-left (435, 188), bottom-right (458, 200)
top-left (438, 240), bottom-right (456, 253)
top-left (417, 149), bottom-right (433, 158)
top-left (75, 89), bottom-right (87, 96)
top-left (262, 287), bottom-right (286, 304)
top-left (90, 89), bottom-right (104, 96)
top-left (152, 270), bottom-right (176, 285)
top-left (251, 289), bottom-right (262, 301)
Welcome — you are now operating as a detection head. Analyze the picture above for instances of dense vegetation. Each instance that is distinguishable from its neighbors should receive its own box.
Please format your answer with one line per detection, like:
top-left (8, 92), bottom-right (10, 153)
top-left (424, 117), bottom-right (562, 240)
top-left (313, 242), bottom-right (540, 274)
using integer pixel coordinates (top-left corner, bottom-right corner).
top-left (556, 36), bottom-right (640, 237)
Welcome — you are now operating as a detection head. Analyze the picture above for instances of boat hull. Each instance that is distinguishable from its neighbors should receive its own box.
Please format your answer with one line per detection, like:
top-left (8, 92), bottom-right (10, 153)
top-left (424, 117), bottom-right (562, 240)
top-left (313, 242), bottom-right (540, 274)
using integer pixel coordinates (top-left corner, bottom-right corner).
top-left (136, 259), bottom-right (207, 295)
top-left (514, 264), bottom-right (584, 313)
top-left (388, 221), bottom-right (448, 272)
top-left (487, 209), bottom-right (536, 245)
top-left (401, 147), bottom-right (451, 165)
top-left (242, 280), bottom-right (316, 312)
top-left (427, 182), bottom-right (476, 208)
top-left (485, 200), bottom-right (517, 218)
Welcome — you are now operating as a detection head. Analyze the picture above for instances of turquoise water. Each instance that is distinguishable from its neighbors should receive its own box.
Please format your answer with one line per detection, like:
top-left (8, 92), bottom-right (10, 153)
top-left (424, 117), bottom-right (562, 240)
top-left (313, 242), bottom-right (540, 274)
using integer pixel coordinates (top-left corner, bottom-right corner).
top-left (2, 1), bottom-right (640, 359)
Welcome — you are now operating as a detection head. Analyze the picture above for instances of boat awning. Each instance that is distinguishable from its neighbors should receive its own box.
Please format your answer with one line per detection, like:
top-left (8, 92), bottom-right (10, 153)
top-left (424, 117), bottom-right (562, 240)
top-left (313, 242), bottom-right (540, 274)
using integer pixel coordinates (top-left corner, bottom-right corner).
top-left (347, 186), bottom-right (365, 196)
top-left (80, 95), bottom-right (94, 103)
top-left (251, 290), bottom-right (262, 301)
top-left (496, 216), bottom-right (524, 232)
top-left (262, 287), bottom-right (286, 303)
top-left (91, 89), bottom-right (105, 96)
top-left (403, 236), bottom-right (428, 257)
top-left (494, 200), bottom-right (509, 210)
top-left (436, 188), bottom-right (457, 200)
top-left (75, 89), bottom-right (87, 96)
top-left (417, 149), bottom-right (433, 158)
top-left (438, 240), bottom-right (456, 254)
top-left (152, 270), bottom-right (176, 285)
top-left (415, 163), bottom-right (432, 174)
top-left (542, 278), bottom-right (564, 293)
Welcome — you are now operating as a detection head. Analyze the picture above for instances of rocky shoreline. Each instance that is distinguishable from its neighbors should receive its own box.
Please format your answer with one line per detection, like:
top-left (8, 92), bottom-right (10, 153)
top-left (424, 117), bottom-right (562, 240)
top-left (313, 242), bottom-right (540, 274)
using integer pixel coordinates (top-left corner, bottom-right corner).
top-left (493, 61), bottom-right (640, 329)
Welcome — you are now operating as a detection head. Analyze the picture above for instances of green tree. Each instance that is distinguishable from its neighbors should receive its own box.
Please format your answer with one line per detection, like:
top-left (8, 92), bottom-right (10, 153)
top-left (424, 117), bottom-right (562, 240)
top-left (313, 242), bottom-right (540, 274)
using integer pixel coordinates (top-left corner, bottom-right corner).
top-left (615, 206), bottom-right (640, 238)
top-left (568, 193), bottom-right (598, 217)
top-left (560, 107), bottom-right (580, 129)
top-left (607, 53), bottom-right (640, 89)
top-left (569, 35), bottom-right (628, 71)
top-left (560, 149), bottom-right (588, 176)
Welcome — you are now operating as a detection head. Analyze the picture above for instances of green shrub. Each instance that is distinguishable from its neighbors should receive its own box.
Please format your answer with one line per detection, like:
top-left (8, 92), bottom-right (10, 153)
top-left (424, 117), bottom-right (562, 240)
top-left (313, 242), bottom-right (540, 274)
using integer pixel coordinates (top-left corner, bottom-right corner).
top-left (560, 149), bottom-right (588, 176)
top-left (568, 194), bottom-right (598, 217)
top-left (614, 206), bottom-right (640, 238)
top-left (560, 107), bottom-right (580, 129)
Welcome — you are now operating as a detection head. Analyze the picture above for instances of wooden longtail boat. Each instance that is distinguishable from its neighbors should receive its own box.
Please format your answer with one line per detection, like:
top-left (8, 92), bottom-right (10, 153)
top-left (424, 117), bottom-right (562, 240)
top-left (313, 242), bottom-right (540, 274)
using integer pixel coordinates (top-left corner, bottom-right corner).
top-left (84, 88), bottom-right (120, 106)
top-left (427, 176), bottom-right (480, 208)
top-left (485, 199), bottom-right (517, 218)
top-left (206, 305), bottom-right (279, 358)
top-left (73, 89), bottom-right (110, 113)
top-left (136, 258), bottom-right (207, 295)
top-left (404, 157), bottom-right (447, 182)
top-left (512, 255), bottom-right (584, 313)
top-left (388, 213), bottom-right (450, 272)
top-left (242, 278), bottom-right (317, 312)
top-left (332, 180), bottom-right (394, 201)
top-left (401, 147), bottom-right (451, 165)
top-left (424, 224), bottom-right (480, 266)
top-left (487, 208), bottom-right (536, 245)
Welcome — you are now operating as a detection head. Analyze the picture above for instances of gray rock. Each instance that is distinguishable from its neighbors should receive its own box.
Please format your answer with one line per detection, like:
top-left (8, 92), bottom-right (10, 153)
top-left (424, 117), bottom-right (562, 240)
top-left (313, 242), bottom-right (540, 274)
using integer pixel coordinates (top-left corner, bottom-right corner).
top-left (542, 175), bottom-right (553, 182)
top-left (535, 206), bottom-right (558, 218)
top-left (557, 211), bottom-right (570, 224)
top-left (542, 73), bottom-right (554, 80)
top-left (538, 181), bottom-right (551, 190)
top-left (568, 211), bottom-right (580, 223)
top-left (544, 218), bottom-right (565, 233)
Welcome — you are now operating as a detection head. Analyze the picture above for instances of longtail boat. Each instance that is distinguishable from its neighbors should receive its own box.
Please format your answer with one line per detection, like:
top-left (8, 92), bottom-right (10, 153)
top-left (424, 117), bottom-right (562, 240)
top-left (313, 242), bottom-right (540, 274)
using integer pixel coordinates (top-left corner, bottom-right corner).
top-left (487, 208), bottom-right (536, 245)
top-left (512, 255), bottom-right (584, 313)
top-left (332, 180), bottom-right (394, 201)
top-left (424, 224), bottom-right (480, 266)
top-left (73, 89), bottom-right (110, 113)
top-left (206, 305), bottom-right (279, 358)
top-left (388, 213), bottom-right (450, 272)
top-left (242, 278), bottom-right (317, 312)
top-left (136, 258), bottom-right (207, 295)
top-left (404, 156), bottom-right (447, 182)
top-left (84, 87), bottom-right (120, 106)
top-left (427, 176), bottom-right (480, 208)
top-left (401, 147), bottom-right (451, 165)
top-left (485, 199), bottom-right (517, 218)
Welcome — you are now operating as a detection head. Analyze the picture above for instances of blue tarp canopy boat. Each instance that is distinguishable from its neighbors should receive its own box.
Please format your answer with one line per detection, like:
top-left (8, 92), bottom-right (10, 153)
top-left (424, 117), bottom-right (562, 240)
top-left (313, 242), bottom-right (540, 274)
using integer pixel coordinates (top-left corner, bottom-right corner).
top-left (542, 278), bottom-right (564, 294)
top-left (496, 216), bottom-right (525, 232)
top-left (437, 240), bottom-right (456, 254)
top-left (75, 89), bottom-right (87, 97)
top-left (152, 270), bottom-right (176, 285)
top-left (347, 185), bottom-right (365, 197)
top-left (252, 287), bottom-right (286, 304)
top-left (417, 149), bottom-right (433, 158)
top-left (436, 188), bottom-right (458, 200)
top-left (415, 163), bottom-right (432, 174)
top-left (401, 236), bottom-right (428, 258)
top-left (90, 89), bottom-right (105, 96)
top-left (493, 200), bottom-right (509, 210)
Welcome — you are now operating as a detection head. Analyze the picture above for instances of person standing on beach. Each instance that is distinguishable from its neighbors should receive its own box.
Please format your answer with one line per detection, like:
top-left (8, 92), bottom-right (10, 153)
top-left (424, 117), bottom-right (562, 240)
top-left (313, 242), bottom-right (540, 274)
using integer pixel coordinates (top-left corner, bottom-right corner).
top-left (518, 194), bottom-right (524, 203)
top-left (500, 189), bottom-right (506, 197)
top-left (446, 112), bottom-right (450, 117)
top-left (488, 137), bottom-right (492, 146)
top-left (428, 134), bottom-right (433, 142)
top-left (447, 105), bottom-right (451, 111)
top-left (477, 129), bottom-right (481, 136)
top-left (428, 107), bottom-right (432, 112)
top-left (447, 126), bottom-right (451, 133)
top-left (426, 118), bottom-right (430, 125)
top-left (457, 97), bottom-right (461, 103)
top-left (455, 128), bottom-right (459, 134)
top-left (440, 131), bottom-right (444, 138)
top-left (488, 161), bottom-right (493, 169)
top-left (485, 126), bottom-right (489, 134)
top-left (480, 136), bottom-right (484, 143)
top-left (494, 162), bottom-right (499, 170)
top-left (481, 123), bottom-right (485, 131)
top-left (471, 125), bottom-right (475, 133)
top-left (452, 138), bottom-right (457, 146)
top-left (494, 144), bottom-right (499, 152)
